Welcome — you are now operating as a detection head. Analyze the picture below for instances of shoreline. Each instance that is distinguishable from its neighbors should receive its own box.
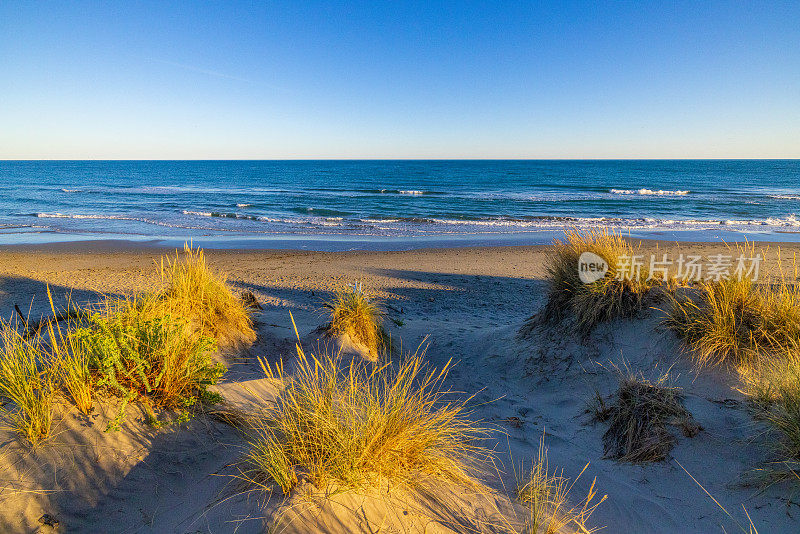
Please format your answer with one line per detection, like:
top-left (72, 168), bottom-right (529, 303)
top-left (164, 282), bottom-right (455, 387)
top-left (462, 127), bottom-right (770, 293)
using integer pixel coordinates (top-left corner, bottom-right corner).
top-left (4, 228), bottom-right (800, 254)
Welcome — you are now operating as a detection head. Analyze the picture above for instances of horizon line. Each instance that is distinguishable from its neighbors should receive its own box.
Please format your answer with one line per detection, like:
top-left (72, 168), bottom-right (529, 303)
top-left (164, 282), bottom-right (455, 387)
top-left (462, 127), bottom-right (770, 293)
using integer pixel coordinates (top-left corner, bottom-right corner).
top-left (2, 157), bottom-right (799, 162)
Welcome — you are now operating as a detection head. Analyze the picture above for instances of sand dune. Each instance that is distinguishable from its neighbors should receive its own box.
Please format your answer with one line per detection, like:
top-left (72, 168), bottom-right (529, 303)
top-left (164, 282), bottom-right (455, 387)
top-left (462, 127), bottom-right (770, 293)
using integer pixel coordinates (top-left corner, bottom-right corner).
top-left (0, 241), bottom-right (799, 533)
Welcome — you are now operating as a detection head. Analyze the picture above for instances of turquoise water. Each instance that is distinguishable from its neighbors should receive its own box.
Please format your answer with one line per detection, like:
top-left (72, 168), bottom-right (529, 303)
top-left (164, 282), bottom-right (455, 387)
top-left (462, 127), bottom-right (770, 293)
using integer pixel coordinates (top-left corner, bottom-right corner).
top-left (0, 160), bottom-right (799, 249)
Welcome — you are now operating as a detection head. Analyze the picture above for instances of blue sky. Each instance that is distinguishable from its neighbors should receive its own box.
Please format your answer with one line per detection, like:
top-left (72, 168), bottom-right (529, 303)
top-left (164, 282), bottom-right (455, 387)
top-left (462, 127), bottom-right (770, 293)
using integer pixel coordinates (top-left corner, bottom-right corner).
top-left (1, 1), bottom-right (798, 159)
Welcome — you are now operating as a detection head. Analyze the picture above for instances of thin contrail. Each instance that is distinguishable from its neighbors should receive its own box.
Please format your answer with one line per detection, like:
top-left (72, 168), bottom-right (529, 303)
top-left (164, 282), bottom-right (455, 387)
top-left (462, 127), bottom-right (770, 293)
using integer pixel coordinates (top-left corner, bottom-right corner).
top-left (149, 58), bottom-right (253, 83)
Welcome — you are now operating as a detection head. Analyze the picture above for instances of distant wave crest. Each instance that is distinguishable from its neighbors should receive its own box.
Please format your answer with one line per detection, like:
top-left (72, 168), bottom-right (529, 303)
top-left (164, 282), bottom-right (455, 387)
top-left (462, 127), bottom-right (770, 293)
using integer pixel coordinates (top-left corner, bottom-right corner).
top-left (182, 209), bottom-right (344, 227)
top-left (610, 188), bottom-right (689, 196)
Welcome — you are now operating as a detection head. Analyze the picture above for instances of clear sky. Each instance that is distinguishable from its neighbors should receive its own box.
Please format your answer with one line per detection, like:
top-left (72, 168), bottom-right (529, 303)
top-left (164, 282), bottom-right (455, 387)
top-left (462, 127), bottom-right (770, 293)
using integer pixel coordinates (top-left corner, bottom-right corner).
top-left (1, 1), bottom-right (798, 159)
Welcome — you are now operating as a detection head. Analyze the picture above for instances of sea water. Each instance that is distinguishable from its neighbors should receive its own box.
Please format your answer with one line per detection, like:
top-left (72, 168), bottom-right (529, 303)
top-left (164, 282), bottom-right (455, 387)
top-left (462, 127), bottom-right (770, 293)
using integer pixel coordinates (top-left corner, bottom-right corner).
top-left (0, 160), bottom-right (798, 250)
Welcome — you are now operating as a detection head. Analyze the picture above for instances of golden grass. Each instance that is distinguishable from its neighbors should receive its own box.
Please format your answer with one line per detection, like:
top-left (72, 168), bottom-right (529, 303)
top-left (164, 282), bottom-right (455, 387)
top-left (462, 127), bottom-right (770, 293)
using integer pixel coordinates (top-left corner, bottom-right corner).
top-left (0, 322), bottom-right (54, 445)
top-left (159, 244), bottom-right (256, 352)
top-left (664, 275), bottom-right (800, 368)
top-left (738, 350), bottom-right (800, 484)
top-left (662, 247), bottom-right (800, 485)
top-left (46, 290), bottom-right (94, 415)
top-left (594, 368), bottom-right (696, 462)
top-left (324, 282), bottom-right (388, 358)
top-left (49, 321), bottom-right (93, 416)
top-left (533, 228), bottom-right (656, 336)
top-left (517, 435), bottom-right (606, 534)
top-left (240, 314), bottom-right (488, 495)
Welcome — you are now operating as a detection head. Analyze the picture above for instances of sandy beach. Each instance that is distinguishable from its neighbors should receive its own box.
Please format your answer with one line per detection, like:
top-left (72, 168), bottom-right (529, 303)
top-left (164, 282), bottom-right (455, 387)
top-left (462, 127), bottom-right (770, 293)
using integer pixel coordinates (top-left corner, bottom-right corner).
top-left (0, 240), bottom-right (799, 532)
top-left (5, 0), bottom-right (799, 531)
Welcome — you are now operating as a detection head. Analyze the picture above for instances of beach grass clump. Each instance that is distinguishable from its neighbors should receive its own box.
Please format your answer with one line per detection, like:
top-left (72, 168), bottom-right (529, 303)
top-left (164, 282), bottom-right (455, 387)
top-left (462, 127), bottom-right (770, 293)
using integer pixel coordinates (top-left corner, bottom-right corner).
top-left (664, 275), bottom-right (800, 368)
top-left (62, 297), bottom-right (225, 428)
top-left (324, 282), bottom-right (389, 358)
top-left (240, 320), bottom-right (488, 494)
top-left (594, 369), bottom-right (695, 462)
top-left (737, 350), bottom-right (800, 484)
top-left (661, 250), bottom-right (800, 484)
top-left (0, 322), bottom-right (54, 445)
top-left (158, 244), bottom-right (256, 352)
top-left (48, 319), bottom-right (94, 416)
top-left (517, 436), bottom-right (606, 534)
top-left (45, 289), bottom-right (94, 415)
top-left (532, 228), bottom-right (656, 336)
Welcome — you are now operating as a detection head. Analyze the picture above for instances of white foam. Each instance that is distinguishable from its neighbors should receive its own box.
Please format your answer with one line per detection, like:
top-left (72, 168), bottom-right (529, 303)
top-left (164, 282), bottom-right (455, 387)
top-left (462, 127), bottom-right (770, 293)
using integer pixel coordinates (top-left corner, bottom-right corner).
top-left (37, 212), bottom-right (122, 220)
top-left (182, 210), bottom-right (214, 217)
top-left (610, 188), bottom-right (689, 196)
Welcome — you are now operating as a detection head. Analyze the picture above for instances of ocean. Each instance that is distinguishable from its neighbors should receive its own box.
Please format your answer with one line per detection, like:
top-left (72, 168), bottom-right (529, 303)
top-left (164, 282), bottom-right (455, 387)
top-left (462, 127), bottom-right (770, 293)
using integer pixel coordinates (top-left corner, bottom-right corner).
top-left (1, 160), bottom-right (799, 250)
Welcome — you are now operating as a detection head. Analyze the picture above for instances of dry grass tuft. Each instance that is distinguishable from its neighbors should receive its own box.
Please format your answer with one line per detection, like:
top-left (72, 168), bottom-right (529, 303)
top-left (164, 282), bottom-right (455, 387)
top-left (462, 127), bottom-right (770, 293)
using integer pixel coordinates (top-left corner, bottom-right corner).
top-left (159, 243), bottom-right (256, 352)
top-left (239, 314), bottom-right (489, 495)
top-left (662, 247), bottom-right (800, 486)
top-left (0, 321), bottom-right (54, 445)
top-left (738, 349), bottom-right (800, 484)
top-left (529, 228), bottom-right (656, 336)
top-left (324, 282), bottom-right (389, 358)
top-left (594, 368), bottom-right (696, 462)
top-left (517, 435), bottom-right (606, 534)
top-left (664, 275), bottom-right (800, 368)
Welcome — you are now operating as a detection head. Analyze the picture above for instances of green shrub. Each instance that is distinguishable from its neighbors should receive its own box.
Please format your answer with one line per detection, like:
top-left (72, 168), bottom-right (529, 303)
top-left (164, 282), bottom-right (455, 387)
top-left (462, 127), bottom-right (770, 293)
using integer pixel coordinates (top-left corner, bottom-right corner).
top-left (73, 297), bottom-right (224, 429)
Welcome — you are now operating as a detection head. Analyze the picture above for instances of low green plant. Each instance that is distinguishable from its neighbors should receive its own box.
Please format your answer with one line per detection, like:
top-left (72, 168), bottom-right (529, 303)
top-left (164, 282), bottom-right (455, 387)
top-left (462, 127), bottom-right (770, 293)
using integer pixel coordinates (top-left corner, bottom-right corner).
top-left (72, 297), bottom-right (225, 429)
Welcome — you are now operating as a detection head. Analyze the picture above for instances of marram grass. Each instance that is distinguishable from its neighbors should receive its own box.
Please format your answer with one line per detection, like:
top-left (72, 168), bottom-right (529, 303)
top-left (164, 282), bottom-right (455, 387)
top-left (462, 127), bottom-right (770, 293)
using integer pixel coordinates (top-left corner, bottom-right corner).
top-left (738, 349), bottom-right (800, 485)
top-left (159, 244), bottom-right (256, 352)
top-left (239, 314), bottom-right (489, 495)
top-left (324, 282), bottom-right (388, 358)
top-left (662, 252), bottom-right (800, 486)
top-left (533, 228), bottom-right (656, 336)
top-left (664, 274), bottom-right (800, 368)
top-left (0, 321), bottom-right (54, 445)
top-left (46, 289), bottom-right (94, 415)
top-left (517, 435), bottom-right (606, 534)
